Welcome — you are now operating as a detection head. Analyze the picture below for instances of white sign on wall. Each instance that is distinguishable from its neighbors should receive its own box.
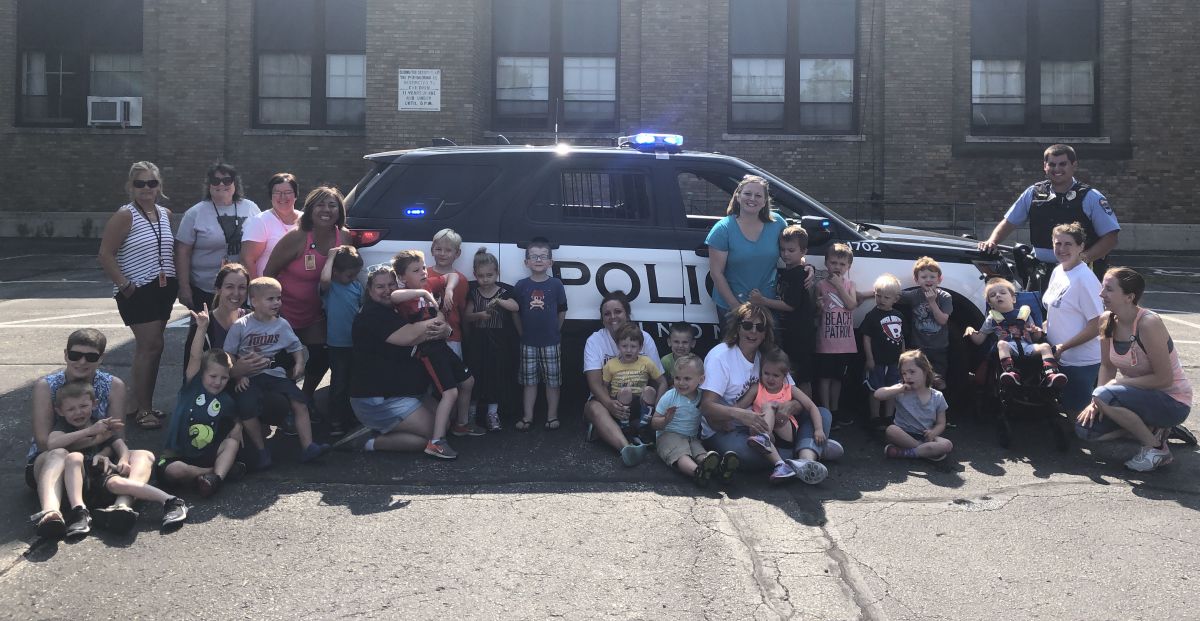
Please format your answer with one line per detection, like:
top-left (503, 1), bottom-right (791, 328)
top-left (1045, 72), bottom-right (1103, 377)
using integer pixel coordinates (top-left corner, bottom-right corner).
top-left (398, 69), bottom-right (441, 111)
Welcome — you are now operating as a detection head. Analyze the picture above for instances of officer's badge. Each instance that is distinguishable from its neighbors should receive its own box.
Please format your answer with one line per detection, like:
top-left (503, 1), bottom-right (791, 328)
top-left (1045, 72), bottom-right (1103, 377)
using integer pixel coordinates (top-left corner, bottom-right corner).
top-left (1100, 198), bottom-right (1112, 215)
top-left (1066, 190), bottom-right (1076, 201)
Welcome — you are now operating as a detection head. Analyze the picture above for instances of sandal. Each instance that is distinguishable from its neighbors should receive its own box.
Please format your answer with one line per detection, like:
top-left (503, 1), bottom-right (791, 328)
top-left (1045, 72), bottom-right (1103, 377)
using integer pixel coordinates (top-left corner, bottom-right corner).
top-left (544, 419), bottom-right (561, 431)
top-left (515, 419), bottom-right (533, 432)
top-left (134, 410), bottom-right (163, 430)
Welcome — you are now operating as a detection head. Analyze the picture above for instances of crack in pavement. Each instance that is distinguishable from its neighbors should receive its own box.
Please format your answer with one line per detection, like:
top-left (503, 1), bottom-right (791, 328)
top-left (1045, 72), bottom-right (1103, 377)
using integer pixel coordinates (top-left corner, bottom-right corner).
top-left (715, 498), bottom-right (796, 620)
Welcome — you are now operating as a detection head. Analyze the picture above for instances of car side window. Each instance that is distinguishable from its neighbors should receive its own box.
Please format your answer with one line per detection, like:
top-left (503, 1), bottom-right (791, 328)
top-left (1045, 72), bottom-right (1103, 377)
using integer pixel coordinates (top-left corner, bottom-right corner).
top-left (532, 169), bottom-right (653, 224)
top-left (678, 171), bottom-right (734, 217)
top-left (365, 164), bottom-right (500, 219)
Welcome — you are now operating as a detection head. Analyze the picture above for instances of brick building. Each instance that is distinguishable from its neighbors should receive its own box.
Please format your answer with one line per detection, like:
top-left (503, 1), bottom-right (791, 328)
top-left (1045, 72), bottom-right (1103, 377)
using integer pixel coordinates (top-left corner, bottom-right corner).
top-left (1, 0), bottom-right (1196, 246)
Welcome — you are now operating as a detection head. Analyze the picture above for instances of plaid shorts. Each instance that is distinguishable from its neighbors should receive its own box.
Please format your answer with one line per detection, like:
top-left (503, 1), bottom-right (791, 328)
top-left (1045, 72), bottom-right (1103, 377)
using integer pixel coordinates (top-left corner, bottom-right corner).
top-left (519, 344), bottom-right (562, 387)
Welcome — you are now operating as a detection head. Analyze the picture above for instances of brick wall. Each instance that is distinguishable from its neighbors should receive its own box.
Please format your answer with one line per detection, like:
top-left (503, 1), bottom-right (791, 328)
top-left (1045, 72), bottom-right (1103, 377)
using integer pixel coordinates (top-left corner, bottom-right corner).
top-left (2, 0), bottom-right (1198, 235)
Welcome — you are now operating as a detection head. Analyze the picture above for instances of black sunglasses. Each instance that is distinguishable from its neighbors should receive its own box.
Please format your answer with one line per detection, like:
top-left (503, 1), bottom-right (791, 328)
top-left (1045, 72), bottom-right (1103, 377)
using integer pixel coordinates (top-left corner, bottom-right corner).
top-left (739, 321), bottom-right (767, 333)
top-left (132, 179), bottom-right (160, 189)
top-left (209, 176), bottom-right (235, 186)
top-left (66, 350), bottom-right (101, 362)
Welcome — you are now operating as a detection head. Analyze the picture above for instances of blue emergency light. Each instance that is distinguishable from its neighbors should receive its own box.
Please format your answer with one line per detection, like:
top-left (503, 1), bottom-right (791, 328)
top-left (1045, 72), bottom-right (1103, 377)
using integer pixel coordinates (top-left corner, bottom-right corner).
top-left (619, 133), bottom-right (684, 153)
top-left (404, 207), bottom-right (427, 218)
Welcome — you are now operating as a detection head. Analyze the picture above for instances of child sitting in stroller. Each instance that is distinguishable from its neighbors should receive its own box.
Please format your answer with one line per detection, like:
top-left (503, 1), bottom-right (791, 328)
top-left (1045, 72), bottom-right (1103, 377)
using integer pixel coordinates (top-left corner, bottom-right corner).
top-left (964, 278), bottom-right (1067, 388)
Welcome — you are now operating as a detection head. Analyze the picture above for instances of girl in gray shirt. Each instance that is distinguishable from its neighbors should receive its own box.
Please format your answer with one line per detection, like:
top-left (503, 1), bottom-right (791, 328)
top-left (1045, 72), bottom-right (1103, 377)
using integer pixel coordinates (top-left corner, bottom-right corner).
top-left (874, 350), bottom-right (954, 461)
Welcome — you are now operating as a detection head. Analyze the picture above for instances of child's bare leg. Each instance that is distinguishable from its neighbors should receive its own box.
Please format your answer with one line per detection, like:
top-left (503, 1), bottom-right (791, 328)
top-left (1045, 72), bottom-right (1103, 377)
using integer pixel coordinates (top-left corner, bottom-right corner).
top-left (761, 403), bottom-right (777, 431)
top-left (63, 452), bottom-right (86, 508)
top-left (916, 437), bottom-right (953, 459)
top-left (112, 450), bottom-right (155, 508)
top-left (773, 415), bottom-right (795, 444)
top-left (105, 476), bottom-right (171, 505)
top-left (641, 386), bottom-right (658, 409)
top-left (546, 387), bottom-right (560, 423)
top-left (456, 376), bottom-right (475, 425)
top-left (885, 425), bottom-right (922, 450)
top-left (34, 450), bottom-right (68, 513)
top-left (163, 461), bottom-right (213, 485)
top-left (434, 388), bottom-right (458, 439)
top-left (522, 385), bottom-right (537, 424)
top-left (616, 386), bottom-right (633, 410)
top-left (996, 340), bottom-right (1013, 361)
top-left (213, 437), bottom-right (241, 478)
top-left (292, 401), bottom-right (314, 448)
top-left (242, 418), bottom-right (267, 450)
top-left (673, 455), bottom-right (699, 476)
top-left (817, 378), bottom-right (832, 409)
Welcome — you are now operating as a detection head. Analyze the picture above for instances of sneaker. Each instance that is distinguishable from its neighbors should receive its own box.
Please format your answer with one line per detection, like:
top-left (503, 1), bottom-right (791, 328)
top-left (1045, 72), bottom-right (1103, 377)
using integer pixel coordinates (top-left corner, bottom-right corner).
top-left (161, 497), bottom-right (189, 528)
top-left (619, 442), bottom-right (649, 467)
top-left (451, 423), bottom-right (487, 437)
top-left (717, 451), bottom-right (740, 484)
top-left (786, 458), bottom-right (828, 484)
top-left (1124, 445), bottom-right (1173, 472)
top-left (1042, 370), bottom-right (1068, 388)
top-left (770, 461), bottom-right (797, 483)
top-left (195, 473), bottom-right (222, 498)
top-left (225, 461), bottom-right (248, 482)
top-left (255, 448), bottom-right (273, 471)
top-left (822, 439), bottom-right (845, 461)
top-left (999, 370), bottom-right (1021, 387)
top-left (300, 442), bottom-right (330, 463)
top-left (884, 444), bottom-right (903, 459)
top-left (746, 433), bottom-right (774, 456)
top-left (332, 425), bottom-right (374, 451)
top-left (94, 504), bottom-right (139, 534)
top-left (1168, 424), bottom-right (1198, 447)
top-left (694, 451), bottom-right (721, 486)
top-left (31, 510), bottom-right (66, 539)
top-left (65, 506), bottom-right (91, 538)
top-left (486, 410), bottom-right (502, 432)
top-left (424, 438), bottom-right (458, 460)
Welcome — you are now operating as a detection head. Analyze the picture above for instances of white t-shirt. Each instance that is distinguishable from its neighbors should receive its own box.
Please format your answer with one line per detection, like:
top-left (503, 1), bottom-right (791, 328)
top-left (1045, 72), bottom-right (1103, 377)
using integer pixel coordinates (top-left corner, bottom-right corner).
top-left (1043, 262), bottom-right (1103, 366)
top-left (582, 327), bottom-right (663, 373)
top-left (241, 207), bottom-right (300, 276)
top-left (177, 199), bottom-right (260, 292)
top-left (699, 343), bottom-right (793, 439)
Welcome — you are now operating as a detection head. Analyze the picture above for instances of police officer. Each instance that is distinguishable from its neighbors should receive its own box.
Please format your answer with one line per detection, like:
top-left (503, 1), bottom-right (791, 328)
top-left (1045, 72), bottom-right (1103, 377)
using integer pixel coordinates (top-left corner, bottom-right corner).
top-left (978, 144), bottom-right (1120, 290)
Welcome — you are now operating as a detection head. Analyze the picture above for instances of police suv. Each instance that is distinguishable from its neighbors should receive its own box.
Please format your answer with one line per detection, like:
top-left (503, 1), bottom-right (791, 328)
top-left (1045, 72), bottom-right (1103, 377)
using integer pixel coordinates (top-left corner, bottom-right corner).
top-left (344, 133), bottom-right (1013, 384)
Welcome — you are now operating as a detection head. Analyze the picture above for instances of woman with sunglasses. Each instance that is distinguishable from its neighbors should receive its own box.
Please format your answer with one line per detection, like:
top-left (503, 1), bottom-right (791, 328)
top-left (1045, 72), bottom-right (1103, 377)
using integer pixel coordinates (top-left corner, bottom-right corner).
top-left (175, 162), bottom-right (259, 369)
top-left (241, 172), bottom-right (301, 279)
top-left (265, 186), bottom-right (351, 414)
top-left (98, 161), bottom-right (179, 429)
top-left (699, 303), bottom-right (842, 478)
top-left (581, 291), bottom-right (664, 465)
top-left (1076, 267), bottom-right (1192, 472)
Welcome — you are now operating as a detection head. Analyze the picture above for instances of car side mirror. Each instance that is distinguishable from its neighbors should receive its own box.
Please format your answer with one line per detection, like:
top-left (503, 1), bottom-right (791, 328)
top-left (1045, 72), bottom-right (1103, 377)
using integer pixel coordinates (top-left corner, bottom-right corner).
top-left (801, 215), bottom-right (833, 246)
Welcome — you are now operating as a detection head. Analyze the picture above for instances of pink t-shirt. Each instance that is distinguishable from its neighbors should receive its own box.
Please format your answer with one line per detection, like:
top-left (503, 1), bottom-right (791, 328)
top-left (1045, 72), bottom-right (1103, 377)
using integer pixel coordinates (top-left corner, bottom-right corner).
top-left (816, 278), bottom-right (857, 354)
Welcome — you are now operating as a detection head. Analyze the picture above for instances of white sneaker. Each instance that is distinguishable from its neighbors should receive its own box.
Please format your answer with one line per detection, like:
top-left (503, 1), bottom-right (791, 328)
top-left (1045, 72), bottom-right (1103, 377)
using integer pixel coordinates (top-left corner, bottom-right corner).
top-left (1125, 445), bottom-right (1173, 472)
top-left (821, 439), bottom-right (844, 461)
top-left (786, 458), bottom-right (828, 484)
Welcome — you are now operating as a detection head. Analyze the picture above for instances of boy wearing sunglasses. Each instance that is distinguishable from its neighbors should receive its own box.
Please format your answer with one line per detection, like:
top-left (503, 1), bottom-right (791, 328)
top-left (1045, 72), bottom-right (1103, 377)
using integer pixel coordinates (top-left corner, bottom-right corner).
top-left (26, 329), bottom-right (159, 535)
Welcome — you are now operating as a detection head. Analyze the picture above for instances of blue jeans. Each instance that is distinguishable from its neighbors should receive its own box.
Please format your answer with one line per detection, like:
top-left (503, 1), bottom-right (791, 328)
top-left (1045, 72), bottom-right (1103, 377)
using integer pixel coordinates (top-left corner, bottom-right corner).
top-left (1075, 384), bottom-right (1191, 441)
top-left (1058, 363), bottom-right (1099, 414)
top-left (702, 406), bottom-right (834, 470)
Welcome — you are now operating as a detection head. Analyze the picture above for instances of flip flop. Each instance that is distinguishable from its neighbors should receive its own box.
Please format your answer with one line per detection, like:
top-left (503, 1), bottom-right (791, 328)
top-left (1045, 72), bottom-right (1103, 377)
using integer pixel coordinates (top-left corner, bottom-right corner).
top-left (515, 419), bottom-right (533, 432)
top-left (544, 419), bottom-right (561, 431)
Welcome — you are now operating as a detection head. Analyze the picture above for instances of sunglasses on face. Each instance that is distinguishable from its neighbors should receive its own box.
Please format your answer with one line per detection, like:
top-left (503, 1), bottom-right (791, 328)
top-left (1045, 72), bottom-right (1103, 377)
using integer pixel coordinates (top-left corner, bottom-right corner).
top-left (739, 321), bottom-right (767, 333)
top-left (132, 179), bottom-right (160, 189)
top-left (209, 176), bottom-right (235, 186)
top-left (67, 350), bottom-right (101, 362)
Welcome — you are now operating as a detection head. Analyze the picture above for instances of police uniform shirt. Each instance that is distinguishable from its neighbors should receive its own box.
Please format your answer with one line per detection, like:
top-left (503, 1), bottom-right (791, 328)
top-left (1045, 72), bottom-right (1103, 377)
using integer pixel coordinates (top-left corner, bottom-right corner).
top-left (1003, 177), bottom-right (1120, 263)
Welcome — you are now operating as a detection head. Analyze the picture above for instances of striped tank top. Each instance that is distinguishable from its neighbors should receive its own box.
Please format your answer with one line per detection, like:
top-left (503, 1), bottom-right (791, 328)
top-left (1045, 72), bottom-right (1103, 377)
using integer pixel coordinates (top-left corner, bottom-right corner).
top-left (115, 203), bottom-right (176, 293)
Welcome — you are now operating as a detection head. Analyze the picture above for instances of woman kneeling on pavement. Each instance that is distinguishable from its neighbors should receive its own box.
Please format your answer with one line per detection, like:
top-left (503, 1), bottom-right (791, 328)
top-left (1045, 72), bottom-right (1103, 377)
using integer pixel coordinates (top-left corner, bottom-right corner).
top-left (582, 291), bottom-right (664, 466)
top-left (699, 303), bottom-right (842, 484)
top-left (1075, 267), bottom-right (1192, 472)
top-left (338, 265), bottom-right (453, 457)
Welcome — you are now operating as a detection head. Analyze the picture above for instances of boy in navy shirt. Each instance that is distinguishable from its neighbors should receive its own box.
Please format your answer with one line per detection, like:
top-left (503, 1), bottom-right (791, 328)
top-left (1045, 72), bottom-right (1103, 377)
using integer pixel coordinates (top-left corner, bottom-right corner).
top-left (514, 237), bottom-right (567, 431)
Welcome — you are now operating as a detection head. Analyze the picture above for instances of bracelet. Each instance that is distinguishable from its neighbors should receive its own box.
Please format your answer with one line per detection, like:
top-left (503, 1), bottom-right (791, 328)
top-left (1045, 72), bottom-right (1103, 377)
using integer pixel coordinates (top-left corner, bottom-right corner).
top-left (118, 281), bottom-right (132, 290)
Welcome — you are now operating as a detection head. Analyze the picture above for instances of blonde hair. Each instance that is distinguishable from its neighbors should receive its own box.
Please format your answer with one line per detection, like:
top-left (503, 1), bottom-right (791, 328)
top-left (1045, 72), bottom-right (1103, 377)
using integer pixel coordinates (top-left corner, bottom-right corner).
top-left (873, 273), bottom-right (902, 295)
top-left (249, 276), bottom-right (282, 299)
top-left (672, 353), bottom-right (704, 375)
top-left (126, 160), bottom-right (168, 201)
top-left (898, 350), bottom-right (934, 388)
top-left (433, 228), bottom-right (463, 250)
top-left (826, 242), bottom-right (853, 263)
top-left (983, 278), bottom-right (1016, 302)
top-left (721, 303), bottom-right (775, 351)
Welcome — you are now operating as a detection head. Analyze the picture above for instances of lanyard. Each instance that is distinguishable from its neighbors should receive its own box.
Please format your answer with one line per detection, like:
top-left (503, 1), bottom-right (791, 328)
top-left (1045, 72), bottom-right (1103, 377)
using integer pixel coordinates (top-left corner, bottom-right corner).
top-left (133, 203), bottom-right (165, 273)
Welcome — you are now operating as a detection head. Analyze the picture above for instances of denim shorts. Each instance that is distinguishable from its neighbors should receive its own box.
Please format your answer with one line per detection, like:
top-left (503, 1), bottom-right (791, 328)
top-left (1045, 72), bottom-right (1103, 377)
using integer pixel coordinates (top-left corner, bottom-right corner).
top-left (1076, 384), bottom-right (1190, 441)
top-left (864, 364), bottom-right (900, 391)
top-left (351, 396), bottom-right (424, 434)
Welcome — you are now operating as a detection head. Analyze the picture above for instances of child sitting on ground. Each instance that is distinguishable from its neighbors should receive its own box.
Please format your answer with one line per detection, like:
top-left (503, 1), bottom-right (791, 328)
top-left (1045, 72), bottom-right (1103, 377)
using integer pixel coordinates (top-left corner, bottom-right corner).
top-left (47, 381), bottom-right (188, 536)
top-left (964, 278), bottom-right (1067, 388)
top-left (157, 304), bottom-right (244, 498)
top-left (227, 276), bottom-right (329, 468)
top-left (320, 245), bottom-right (365, 436)
top-left (391, 249), bottom-right (475, 459)
top-left (602, 322), bottom-right (667, 445)
top-left (874, 350), bottom-right (954, 461)
top-left (660, 321), bottom-right (696, 384)
top-left (650, 354), bottom-right (731, 486)
top-left (861, 274), bottom-right (906, 430)
top-left (734, 348), bottom-right (838, 485)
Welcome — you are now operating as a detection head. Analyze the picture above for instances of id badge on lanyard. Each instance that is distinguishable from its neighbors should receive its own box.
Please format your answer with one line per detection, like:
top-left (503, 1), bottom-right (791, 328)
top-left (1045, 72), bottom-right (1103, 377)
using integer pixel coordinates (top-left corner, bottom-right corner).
top-left (304, 253), bottom-right (317, 271)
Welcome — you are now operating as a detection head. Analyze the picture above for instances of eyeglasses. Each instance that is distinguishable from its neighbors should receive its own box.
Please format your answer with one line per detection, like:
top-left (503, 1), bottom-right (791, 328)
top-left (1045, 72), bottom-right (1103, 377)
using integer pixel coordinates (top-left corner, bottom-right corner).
top-left (271, 190), bottom-right (296, 198)
top-left (527, 254), bottom-right (551, 261)
top-left (66, 350), bottom-right (101, 362)
top-left (132, 179), bottom-right (160, 189)
top-left (209, 176), bottom-right (235, 186)
top-left (739, 321), bottom-right (767, 333)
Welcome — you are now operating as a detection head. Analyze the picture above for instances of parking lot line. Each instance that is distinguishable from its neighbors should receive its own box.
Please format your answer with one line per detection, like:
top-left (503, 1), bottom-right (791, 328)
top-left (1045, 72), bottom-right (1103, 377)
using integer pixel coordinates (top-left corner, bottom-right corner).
top-left (1152, 310), bottom-right (1200, 331)
top-left (0, 310), bottom-right (119, 326)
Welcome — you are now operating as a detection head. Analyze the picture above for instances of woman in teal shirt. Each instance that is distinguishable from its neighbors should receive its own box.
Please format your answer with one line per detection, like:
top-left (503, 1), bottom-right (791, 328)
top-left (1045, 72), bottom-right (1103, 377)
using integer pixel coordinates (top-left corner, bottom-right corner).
top-left (705, 175), bottom-right (788, 318)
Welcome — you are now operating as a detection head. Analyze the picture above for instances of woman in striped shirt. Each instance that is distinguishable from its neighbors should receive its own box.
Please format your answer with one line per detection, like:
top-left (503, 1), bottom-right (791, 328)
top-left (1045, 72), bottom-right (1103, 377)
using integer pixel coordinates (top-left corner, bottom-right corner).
top-left (98, 161), bottom-right (179, 430)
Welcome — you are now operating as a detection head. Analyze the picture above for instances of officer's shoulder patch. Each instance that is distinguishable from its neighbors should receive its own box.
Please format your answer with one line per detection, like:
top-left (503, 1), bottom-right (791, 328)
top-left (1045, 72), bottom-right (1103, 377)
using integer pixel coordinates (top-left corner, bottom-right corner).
top-left (1099, 198), bottom-right (1112, 215)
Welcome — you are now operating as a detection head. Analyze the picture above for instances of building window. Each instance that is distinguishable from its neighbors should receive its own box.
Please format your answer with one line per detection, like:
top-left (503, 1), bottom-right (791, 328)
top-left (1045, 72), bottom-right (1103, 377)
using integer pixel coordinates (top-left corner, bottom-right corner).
top-left (493, 0), bottom-right (619, 131)
top-left (254, 0), bottom-right (366, 128)
top-left (971, 0), bottom-right (1099, 136)
top-left (16, 0), bottom-right (143, 127)
top-left (729, 0), bottom-right (857, 134)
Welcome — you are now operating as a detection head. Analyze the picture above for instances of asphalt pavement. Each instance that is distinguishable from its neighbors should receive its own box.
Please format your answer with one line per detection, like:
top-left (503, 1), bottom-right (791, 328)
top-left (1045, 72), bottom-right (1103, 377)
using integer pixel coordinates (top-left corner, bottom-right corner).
top-left (0, 240), bottom-right (1197, 620)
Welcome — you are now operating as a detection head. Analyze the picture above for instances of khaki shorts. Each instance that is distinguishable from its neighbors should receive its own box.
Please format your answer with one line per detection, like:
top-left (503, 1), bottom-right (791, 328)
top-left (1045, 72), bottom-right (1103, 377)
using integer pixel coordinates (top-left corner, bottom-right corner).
top-left (656, 431), bottom-right (707, 466)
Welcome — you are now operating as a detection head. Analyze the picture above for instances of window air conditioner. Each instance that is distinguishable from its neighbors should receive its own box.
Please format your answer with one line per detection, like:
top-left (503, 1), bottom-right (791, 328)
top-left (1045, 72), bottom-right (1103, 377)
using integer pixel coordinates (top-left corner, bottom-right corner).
top-left (87, 96), bottom-right (143, 127)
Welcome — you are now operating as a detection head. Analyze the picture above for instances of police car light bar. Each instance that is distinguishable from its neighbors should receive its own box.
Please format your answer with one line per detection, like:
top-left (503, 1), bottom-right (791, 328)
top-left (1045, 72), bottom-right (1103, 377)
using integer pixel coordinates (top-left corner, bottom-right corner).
top-left (404, 207), bottom-right (427, 217)
top-left (618, 133), bottom-right (684, 153)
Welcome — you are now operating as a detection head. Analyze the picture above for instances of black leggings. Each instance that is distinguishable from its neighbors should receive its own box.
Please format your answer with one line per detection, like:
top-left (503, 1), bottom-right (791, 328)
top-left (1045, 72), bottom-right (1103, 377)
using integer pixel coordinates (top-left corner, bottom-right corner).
top-left (303, 342), bottom-right (330, 401)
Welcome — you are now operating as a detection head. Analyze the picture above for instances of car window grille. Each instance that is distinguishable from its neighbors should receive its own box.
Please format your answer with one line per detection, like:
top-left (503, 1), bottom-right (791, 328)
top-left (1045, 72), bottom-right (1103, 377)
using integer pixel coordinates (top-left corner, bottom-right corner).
top-left (554, 171), bottom-right (649, 221)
